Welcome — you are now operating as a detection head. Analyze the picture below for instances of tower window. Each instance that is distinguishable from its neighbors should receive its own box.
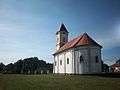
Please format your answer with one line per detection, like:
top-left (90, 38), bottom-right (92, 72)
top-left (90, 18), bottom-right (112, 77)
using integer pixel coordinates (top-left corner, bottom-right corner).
top-left (57, 37), bottom-right (59, 42)
top-left (55, 61), bottom-right (57, 66)
top-left (63, 37), bottom-right (65, 42)
top-left (95, 56), bottom-right (99, 63)
top-left (60, 60), bottom-right (62, 65)
top-left (80, 56), bottom-right (84, 63)
top-left (67, 58), bottom-right (69, 64)
top-left (63, 32), bottom-right (66, 34)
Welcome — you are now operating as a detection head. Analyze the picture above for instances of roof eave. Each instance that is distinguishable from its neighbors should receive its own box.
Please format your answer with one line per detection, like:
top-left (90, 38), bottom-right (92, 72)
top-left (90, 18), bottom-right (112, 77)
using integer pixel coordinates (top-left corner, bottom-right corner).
top-left (53, 45), bottom-right (102, 56)
top-left (53, 48), bottom-right (73, 56)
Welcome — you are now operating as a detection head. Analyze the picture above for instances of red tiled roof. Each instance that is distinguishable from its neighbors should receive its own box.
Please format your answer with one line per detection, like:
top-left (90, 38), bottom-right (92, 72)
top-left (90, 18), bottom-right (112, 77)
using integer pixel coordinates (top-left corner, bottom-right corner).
top-left (54, 33), bottom-right (102, 55)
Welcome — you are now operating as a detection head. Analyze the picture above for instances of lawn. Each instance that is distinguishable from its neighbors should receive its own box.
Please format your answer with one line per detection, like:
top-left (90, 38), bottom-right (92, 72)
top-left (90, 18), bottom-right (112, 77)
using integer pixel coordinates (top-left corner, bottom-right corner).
top-left (0, 74), bottom-right (120, 90)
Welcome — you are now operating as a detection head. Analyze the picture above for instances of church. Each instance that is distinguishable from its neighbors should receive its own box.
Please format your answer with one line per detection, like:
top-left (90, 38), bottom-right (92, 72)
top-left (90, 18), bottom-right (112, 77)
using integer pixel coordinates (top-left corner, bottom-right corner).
top-left (53, 24), bottom-right (102, 74)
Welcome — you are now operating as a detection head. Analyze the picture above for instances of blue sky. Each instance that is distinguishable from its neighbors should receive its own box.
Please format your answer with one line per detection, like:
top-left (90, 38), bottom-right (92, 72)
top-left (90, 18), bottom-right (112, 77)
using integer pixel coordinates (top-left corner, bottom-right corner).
top-left (0, 0), bottom-right (120, 65)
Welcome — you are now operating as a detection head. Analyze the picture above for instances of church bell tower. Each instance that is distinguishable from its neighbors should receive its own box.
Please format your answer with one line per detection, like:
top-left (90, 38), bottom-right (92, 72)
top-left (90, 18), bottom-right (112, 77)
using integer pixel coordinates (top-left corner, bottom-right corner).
top-left (56, 23), bottom-right (69, 51)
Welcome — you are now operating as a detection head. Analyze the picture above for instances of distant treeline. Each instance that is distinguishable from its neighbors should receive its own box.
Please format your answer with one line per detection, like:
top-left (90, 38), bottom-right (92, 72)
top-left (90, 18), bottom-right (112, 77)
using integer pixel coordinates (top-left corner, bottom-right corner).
top-left (0, 57), bottom-right (53, 74)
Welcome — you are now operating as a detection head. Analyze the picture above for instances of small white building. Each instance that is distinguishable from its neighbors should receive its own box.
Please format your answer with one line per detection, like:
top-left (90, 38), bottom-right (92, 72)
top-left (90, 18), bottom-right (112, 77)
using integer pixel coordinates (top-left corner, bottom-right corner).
top-left (53, 24), bottom-right (102, 74)
top-left (110, 63), bottom-right (120, 73)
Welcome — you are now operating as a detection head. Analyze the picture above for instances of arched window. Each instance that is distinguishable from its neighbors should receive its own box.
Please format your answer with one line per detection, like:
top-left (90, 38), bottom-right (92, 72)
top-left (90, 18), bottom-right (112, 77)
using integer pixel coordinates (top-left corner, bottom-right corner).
top-left (60, 60), bottom-right (62, 65)
top-left (57, 38), bottom-right (59, 42)
top-left (95, 56), bottom-right (99, 63)
top-left (55, 61), bottom-right (57, 66)
top-left (63, 37), bottom-right (66, 42)
top-left (67, 58), bottom-right (69, 64)
top-left (80, 56), bottom-right (84, 63)
top-left (63, 32), bottom-right (66, 34)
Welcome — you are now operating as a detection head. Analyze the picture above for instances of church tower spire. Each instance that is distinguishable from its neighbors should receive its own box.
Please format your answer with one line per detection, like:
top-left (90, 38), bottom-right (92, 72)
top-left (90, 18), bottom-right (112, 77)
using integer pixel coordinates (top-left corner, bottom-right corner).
top-left (56, 23), bottom-right (69, 51)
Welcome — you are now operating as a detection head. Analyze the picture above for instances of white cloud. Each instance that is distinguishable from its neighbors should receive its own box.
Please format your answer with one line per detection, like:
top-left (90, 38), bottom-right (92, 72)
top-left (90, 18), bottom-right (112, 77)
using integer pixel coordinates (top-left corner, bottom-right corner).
top-left (95, 21), bottom-right (120, 50)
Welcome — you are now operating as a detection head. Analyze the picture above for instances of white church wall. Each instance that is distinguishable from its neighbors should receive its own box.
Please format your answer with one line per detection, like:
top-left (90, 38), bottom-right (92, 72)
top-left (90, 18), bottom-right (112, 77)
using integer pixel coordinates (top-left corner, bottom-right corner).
top-left (90, 46), bottom-right (102, 73)
top-left (59, 53), bottom-right (65, 73)
top-left (54, 46), bottom-right (102, 74)
top-left (74, 47), bottom-right (89, 74)
top-left (65, 49), bottom-right (73, 74)
top-left (54, 49), bottom-right (73, 74)
top-left (54, 55), bottom-right (59, 73)
top-left (74, 50), bottom-right (80, 74)
top-left (74, 46), bottom-right (102, 74)
top-left (79, 48), bottom-right (90, 74)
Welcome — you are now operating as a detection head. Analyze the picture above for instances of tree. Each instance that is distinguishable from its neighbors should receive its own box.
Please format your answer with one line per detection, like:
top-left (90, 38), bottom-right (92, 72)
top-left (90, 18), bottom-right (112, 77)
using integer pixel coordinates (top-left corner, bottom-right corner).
top-left (0, 63), bottom-right (5, 72)
top-left (5, 63), bottom-right (14, 74)
top-left (116, 59), bottom-right (120, 64)
top-left (102, 63), bottom-right (109, 72)
top-left (14, 59), bottom-right (23, 74)
top-left (1, 57), bottom-right (53, 74)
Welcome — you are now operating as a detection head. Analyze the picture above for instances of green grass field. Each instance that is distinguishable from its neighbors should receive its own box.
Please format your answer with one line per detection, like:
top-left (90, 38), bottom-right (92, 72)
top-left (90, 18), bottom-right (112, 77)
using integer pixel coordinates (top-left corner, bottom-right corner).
top-left (0, 74), bottom-right (120, 90)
